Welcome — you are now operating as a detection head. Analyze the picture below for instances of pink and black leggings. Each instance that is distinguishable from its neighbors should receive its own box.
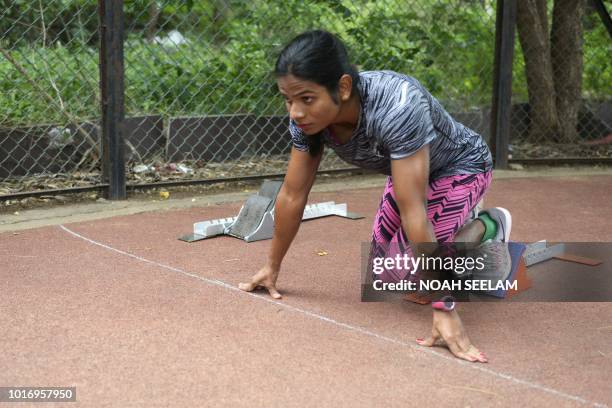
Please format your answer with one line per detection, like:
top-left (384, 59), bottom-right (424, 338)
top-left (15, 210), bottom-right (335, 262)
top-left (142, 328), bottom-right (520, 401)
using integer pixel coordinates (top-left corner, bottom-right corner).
top-left (369, 171), bottom-right (493, 282)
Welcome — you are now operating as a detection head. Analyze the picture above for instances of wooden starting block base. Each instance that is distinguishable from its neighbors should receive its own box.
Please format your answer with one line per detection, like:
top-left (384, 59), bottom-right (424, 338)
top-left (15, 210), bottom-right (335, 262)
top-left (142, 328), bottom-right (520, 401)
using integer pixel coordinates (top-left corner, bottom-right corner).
top-left (505, 256), bottom-right (532, 298)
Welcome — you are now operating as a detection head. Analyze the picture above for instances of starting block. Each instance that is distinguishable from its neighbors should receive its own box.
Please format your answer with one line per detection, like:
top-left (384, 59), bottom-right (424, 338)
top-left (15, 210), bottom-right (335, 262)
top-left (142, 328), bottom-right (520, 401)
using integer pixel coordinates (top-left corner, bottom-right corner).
top-left (179, 180), bottom-right (364, 243)
top-left (523, 241), bottom-right (566, 266)
top-left (523, 240), bottom-right (602, 267)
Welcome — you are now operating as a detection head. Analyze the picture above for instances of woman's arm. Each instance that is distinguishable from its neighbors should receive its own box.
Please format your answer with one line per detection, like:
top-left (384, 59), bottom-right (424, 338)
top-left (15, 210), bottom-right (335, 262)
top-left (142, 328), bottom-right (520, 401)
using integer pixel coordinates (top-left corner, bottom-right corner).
top-left (390, 145), bottom-right (488, 363)
top-left (239, 146), bottom-right (322, 298)
top-left (389, 145), bottom-right (435, 250)
top-left (268, 146), bottom-right (323, 269)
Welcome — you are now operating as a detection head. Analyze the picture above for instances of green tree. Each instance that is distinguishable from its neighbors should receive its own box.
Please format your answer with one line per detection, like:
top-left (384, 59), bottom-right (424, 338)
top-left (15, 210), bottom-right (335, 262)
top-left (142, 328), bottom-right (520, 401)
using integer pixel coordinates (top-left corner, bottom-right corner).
top-left (516, 0), bottom-right (587, 142)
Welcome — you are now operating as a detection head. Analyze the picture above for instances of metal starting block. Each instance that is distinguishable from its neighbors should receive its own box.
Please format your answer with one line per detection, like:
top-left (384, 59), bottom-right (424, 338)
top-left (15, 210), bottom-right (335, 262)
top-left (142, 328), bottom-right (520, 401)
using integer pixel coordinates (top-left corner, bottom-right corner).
top-left (523, 240), bottom-right (566, 267)
top-left (179, 180), bottom-right (364, 243)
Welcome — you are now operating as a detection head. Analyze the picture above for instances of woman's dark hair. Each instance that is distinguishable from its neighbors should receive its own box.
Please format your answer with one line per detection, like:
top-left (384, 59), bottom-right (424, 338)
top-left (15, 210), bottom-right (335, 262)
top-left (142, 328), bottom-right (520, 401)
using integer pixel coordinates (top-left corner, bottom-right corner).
top-left (275, 30), bottom-right (360, 156)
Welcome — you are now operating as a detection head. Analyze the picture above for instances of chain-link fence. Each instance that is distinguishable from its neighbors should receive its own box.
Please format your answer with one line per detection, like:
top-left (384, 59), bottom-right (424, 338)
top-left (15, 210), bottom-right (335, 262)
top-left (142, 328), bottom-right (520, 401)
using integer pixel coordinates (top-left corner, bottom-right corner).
top-left (0, 1), bottom-right (101, 196)
top-left (511, 0), bottom-right (612, 160)
top-left (1, 0), bottom-right (610, 199)
top-left (120, 0), bottom-right (500, 186)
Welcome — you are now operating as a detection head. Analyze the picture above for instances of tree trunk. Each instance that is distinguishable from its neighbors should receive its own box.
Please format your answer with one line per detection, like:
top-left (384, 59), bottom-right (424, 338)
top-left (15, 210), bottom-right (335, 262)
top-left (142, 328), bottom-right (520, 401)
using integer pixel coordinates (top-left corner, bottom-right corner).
top-left (516, 0), bottom-right (560, 141)
top-left (211, 1), bottom-right (230, 44)
top-left (551, 0), bottom-right (585, 142)
top-left (146, 2), bottom-right (161, 42)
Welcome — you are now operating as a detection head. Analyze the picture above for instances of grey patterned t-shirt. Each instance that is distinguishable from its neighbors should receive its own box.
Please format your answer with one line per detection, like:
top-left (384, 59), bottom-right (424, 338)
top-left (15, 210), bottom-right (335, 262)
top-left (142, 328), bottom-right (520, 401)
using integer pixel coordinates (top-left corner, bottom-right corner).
top-left (289, 70), bottom-right (493, 179)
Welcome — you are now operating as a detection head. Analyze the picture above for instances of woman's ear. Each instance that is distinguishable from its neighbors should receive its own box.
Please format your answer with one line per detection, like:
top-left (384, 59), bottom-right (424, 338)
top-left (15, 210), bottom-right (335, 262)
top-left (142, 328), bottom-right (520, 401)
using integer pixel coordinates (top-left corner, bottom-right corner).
top-left (338, 74), bottom-right (353, 101)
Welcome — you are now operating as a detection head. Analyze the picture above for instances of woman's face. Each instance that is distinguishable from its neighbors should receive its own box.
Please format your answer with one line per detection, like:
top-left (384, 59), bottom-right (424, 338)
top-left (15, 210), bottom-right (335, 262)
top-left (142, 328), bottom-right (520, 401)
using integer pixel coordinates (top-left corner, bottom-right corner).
top-left (277, 74), bottom-right (341, 135)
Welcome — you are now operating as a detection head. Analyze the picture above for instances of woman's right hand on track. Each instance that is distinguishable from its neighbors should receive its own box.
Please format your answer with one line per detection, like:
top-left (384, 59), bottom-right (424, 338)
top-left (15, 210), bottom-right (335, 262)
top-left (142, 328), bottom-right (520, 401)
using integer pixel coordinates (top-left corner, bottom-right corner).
top-left (238, 265), bottom-right (282, 299)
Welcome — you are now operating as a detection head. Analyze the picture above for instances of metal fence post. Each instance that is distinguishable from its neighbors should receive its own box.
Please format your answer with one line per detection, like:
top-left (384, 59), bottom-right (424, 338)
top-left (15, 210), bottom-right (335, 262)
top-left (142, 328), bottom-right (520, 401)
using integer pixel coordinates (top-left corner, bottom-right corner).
top-left (99, 0), bottom-right (126, 199)
top-left (491, 0), bottom-right (517, 169)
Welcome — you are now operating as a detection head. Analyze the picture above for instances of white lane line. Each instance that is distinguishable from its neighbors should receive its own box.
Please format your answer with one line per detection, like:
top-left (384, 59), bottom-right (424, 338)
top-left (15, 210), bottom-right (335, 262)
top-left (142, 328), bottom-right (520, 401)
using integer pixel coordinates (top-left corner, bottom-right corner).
top-left (59, 224), bottom-right (607, 407)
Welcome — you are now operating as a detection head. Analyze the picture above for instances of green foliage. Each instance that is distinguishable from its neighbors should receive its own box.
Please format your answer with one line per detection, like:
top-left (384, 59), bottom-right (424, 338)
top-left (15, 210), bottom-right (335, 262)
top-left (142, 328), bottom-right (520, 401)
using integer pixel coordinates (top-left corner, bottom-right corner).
top-left (582, 11), bottom-right (612, 100)
top-left (0, 43), bottom-right (99, 124)
top-left (0, 0), bottom-right (609, 126)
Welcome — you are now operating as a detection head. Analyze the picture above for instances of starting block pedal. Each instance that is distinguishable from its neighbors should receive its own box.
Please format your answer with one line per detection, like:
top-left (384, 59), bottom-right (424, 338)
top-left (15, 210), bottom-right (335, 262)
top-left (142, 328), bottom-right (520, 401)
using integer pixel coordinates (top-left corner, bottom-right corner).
top-left (522, 240), bottom-right (602, 267)
top-left (523, 241), bottom-right (566, 267)
top-left (179, 180), bottom-right (364, 243)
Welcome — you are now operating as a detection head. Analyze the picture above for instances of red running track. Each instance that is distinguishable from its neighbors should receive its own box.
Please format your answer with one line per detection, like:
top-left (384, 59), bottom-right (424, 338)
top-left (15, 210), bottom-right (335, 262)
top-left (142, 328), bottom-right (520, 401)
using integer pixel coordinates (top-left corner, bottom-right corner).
top-left (1, 175), bottom-right (611, 407)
